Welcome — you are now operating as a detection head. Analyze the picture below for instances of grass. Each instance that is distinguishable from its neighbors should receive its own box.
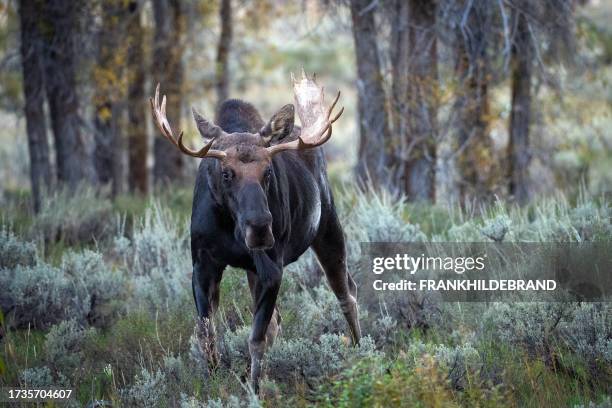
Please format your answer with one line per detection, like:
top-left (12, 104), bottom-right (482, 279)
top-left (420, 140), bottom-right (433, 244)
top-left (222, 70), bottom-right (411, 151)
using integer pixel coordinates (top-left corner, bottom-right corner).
top-left (0, 183), bottom-right (610, 406)
top-left (1, 327), bottom-right (46, 385)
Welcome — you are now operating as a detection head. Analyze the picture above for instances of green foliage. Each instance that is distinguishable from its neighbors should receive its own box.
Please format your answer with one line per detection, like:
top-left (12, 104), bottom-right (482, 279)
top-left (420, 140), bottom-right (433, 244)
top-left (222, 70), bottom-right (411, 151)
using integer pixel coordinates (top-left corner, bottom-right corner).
top-left (120, 367), bottom-right (168, 407)
top-left (20, 366), bottom-right (59, 388)
top-left (113, 203), bottom-right (191, 313)
top-left (218, 325), bottom-right (251, 373)
top-left (574, 396), bottom-right (612, 408)
top-left (203, 392), bottom-right (262, 408)
top-left (482, 302), bottom-right (572, 360)
top-left (0, 187), bottom-right (610, 406)
top-left (560, 303), bottom-right (612, 380)
top-left (344, 186), bottom-right (427, 244)
top-left (0, 247), bottom-right (126, 329)
top-left (61, 250), bottom-right (127, 326)
top-left (31, 185), bottom-right (114, 245)
top-left (44, 319), bottom-right (97, 376)
top-left (264, 334), bottom-right (378, 386)
top-left (280, 284), bottom-right (348, 339)
top-left (482, 301), bottom-right (611, 375)
top-left (406, 340), bottom-right (483, 391)
top-left (0, 262), bottom-right (88, 329)
top-left (319, 354), bottom-right (506, 408)
top-left (0, 225), bottom-right (36, 269)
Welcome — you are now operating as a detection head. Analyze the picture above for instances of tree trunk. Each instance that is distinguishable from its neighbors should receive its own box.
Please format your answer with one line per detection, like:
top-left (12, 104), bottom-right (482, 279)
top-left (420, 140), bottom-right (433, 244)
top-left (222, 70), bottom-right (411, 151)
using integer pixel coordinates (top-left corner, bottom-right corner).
top-left (404, 0), bottom-right (437, 201)
top-left (127, 1), bottom-right (148, 194)
top-left (388, 0), bottom-right (410, 191)
top-left (350, 0), bottom-right (390, 185)
top-left (93, 0), bottom-right (126, 196)
top-left (152, 0), bottom-right (185, 186)
top-left (18, 0), bottom-right (53, 212)
top-left (42, 0), bottom-right (96, 188)
top-left (216, 0), bottom-right (233, 106)
top-left (508, 10), bottom-right (532, 205)
top-left (454, 6), bottom-right (496, 203)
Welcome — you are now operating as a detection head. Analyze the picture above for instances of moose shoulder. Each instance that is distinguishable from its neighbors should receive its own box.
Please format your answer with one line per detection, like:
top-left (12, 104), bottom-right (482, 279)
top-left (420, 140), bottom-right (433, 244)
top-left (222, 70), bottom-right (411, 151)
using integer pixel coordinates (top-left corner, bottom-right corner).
top-left (150, 73), bottom-right (361, 392)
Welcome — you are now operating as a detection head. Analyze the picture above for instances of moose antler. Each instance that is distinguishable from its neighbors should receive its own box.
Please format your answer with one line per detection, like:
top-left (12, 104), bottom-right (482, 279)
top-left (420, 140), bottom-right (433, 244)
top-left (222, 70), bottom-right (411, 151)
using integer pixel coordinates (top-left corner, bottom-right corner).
top-left (266, 71), bottom-right (344, 156)
top-left (150, 84), bottom-right (226, 160)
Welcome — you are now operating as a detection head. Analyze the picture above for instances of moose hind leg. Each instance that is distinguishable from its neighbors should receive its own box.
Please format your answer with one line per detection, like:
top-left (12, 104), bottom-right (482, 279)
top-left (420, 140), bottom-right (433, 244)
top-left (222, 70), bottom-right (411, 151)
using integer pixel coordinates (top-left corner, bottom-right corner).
top-left (312, 214), bottom-right (362, 344)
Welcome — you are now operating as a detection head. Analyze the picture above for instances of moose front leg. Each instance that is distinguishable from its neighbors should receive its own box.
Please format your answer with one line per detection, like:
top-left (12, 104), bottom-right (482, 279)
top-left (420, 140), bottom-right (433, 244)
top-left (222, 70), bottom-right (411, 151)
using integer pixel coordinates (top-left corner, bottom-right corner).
top-left (247, 270), bottom-right (282, 346)
top-left (249, 254), bottom-right (283, 393)
top-left (192, 254), bottom-right (225, 370)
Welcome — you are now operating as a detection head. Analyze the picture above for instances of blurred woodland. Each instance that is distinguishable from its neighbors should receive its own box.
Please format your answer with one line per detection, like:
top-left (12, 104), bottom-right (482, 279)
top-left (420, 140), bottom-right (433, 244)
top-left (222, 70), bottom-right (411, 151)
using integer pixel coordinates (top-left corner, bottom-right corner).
top-left (0, 0), bottom-right (610, 210)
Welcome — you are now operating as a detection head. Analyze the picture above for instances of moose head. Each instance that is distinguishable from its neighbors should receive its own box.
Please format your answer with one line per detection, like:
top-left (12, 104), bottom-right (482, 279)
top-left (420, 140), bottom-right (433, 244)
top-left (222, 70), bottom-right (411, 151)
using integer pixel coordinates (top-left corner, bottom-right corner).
top-left (150, 73), bottom-right (344, 251)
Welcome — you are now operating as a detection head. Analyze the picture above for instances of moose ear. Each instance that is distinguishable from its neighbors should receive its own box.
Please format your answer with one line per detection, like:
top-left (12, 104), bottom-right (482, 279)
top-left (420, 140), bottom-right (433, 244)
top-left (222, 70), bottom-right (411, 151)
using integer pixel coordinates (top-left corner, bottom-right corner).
top-left (192, 107), bottom-right (225, 140)
top-left (260, 104), bottom-right (295, 145)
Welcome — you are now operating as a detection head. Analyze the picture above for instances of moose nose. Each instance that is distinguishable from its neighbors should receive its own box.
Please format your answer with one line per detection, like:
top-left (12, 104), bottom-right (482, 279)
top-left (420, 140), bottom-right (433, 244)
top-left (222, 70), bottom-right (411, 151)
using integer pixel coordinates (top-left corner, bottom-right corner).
top-left (244, 212), bottom-right (274, 250)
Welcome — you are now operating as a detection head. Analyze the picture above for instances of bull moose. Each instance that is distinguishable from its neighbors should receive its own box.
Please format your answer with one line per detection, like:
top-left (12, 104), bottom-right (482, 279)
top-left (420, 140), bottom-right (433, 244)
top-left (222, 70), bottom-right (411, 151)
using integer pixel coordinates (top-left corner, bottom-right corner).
top-left (149, 72), bottom-right (361, 391)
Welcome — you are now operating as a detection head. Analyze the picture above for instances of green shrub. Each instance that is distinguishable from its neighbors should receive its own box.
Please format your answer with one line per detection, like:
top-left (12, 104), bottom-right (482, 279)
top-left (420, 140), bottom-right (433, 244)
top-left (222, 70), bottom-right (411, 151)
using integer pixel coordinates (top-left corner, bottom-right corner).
top-left (1, 186), bottom-right (610, 405)
top-left (203, 393), bottom-right (261, 408)
top-left (0, 249), bottom-right (125, 329)
top-left (560, 303), bottom-right (612, 379)
top-left (342, 188), bottom-right (426, 278)
top-left (0, 262), bottom-right (87, 329)
top-left (406, 340), bottom-right (482, 391)
top-left (0, 225), bottom-right (36, 269)
top-left (218, 325), bottom-right (251, 373)
top-left (120, 367), bottom-right (168, 407)
top-left (574, 396), bottom-right (612, 408)
top-left (480, 301), bottom-right (612, 386)
top-left (346, 188), bottom-right (426, 243)
top-left (189, 330), bottom-right (208, 371)
top-left (44, 319), bottom-right (97, 376)
top-left (283, 249), bottom-right (324, 289)
top-left (20, 366), bottom-right (64, 387)
top-left (30, 185), bottom-right (114, 245)
top-left (120, 354), bottom-right (211, 408)
top-left (480, 214), bottom-right (512, 242)
top-left (61, 250), bottom-right (127, 326)
top-left (512, 196), bottom-right (611, 242)
top-left (569, 202), bottom-right (612, 241)
top-left (320, 353), bottom-right (506, 408)
top-left (481, 303), bottom-right (573, 362)
top-left (280, 284), bottom-right (348, 339)
top-left (264, 334), bottom-right (378, 385)
top-left (181, 395), bottom-right (207, 407)
top-left (113, 203), bottom-right (191, 313)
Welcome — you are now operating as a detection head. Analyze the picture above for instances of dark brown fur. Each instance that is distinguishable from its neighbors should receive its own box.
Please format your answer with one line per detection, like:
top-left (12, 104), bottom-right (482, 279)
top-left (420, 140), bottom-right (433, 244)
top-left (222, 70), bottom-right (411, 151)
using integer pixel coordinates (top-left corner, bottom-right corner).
top-left (190, 98), bottom-right (361, 392)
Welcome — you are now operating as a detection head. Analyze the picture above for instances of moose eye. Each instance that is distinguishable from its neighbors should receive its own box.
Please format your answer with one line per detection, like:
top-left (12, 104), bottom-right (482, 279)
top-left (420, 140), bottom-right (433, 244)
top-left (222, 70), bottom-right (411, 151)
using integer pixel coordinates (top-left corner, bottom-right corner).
top-left (222, 169), bottom-right (233, 182)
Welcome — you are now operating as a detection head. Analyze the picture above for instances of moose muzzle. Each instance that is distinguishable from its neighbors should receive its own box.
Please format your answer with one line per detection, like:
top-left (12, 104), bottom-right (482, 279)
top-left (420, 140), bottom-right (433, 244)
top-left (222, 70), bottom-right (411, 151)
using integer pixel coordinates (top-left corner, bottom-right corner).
top-left (244, 217), bottom-right (274, 250)
top-left (238, 184), bottom-right (275, 250)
